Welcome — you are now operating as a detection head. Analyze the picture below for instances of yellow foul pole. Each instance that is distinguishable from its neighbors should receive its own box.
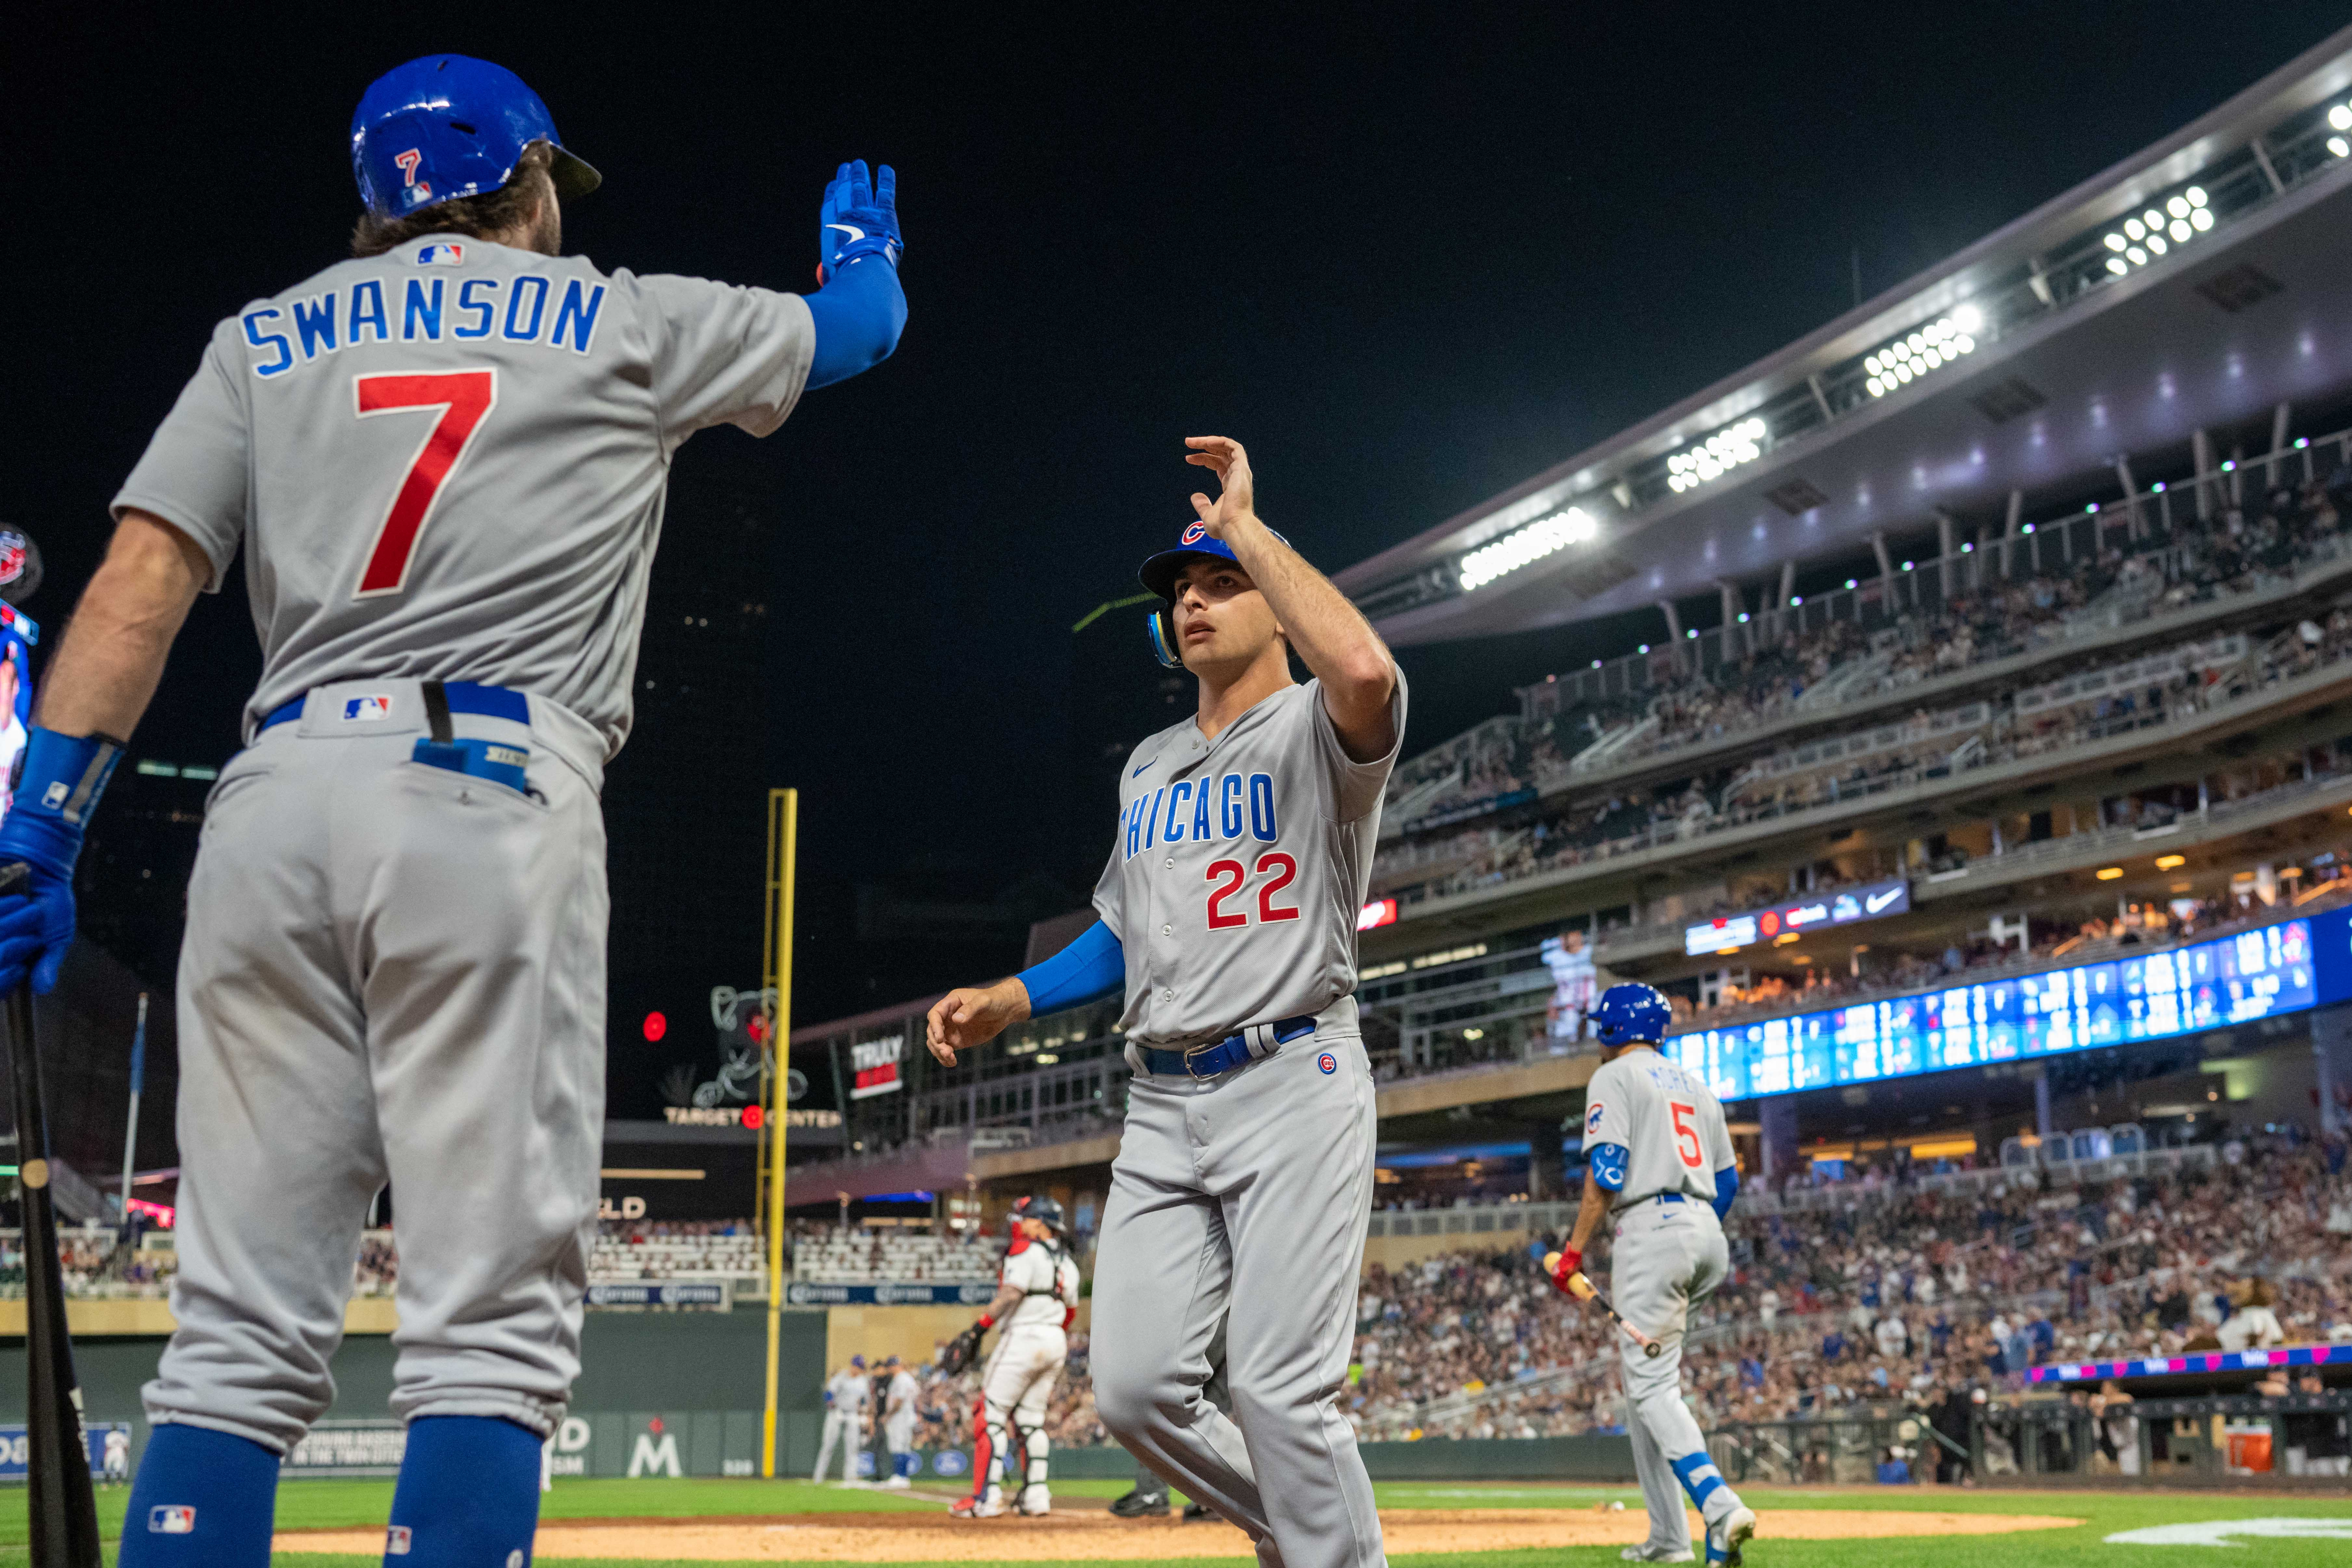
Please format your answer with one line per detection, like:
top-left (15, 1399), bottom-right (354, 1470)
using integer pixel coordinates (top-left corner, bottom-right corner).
top-left (760, 787), bottom-right (799, 1478)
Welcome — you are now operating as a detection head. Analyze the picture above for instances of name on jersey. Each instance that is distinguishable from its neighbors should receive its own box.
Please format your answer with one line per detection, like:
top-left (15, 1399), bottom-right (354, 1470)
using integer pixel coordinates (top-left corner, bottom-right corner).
top-left (239, 273), bottom-right (607, 380)
top-left (1121, 772), bottom-right (1279, 861)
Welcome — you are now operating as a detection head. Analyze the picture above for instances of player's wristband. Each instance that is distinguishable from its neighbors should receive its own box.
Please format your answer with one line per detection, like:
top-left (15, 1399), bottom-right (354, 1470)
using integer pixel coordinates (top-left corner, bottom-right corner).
top-left (1014, 920), bottom-right (1125, 1014)
top-left (12, 728), bottom-right (125, 833)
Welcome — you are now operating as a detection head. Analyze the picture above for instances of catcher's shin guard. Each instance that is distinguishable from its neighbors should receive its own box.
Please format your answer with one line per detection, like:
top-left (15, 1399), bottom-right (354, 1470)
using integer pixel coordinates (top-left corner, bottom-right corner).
top-left (1014, 1421), bottom-right (1051, 1513)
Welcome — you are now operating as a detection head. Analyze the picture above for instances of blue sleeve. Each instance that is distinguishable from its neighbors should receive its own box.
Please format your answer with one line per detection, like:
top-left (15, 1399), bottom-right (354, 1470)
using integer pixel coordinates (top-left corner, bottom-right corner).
top-left (1014, 921), bottom-right (1126, 1015)
top-left (803, 257), bottom-right (907, 389)
top-left (1712, 1163), bottom-right (1740, 1221)
top-left (1588, 1142), bottom-right (1628, 1192)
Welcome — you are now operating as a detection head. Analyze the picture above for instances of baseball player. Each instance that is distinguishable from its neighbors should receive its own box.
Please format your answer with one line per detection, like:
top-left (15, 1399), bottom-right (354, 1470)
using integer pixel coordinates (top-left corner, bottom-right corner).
top-left (879, 1355), bottom-right (921, 1487)
top-left (927, 437), bottom-right (1405, 1568)
top-left (951, 1195), bottom-right (1081, 1517)
top-left (814, 1355), bottom-right (874, 1485)
top-left (1541, 925), bottom-right (1597, 1051)
top-left (0, 55), bottom-right (904, 1567)
top-left (1548, 984), bottom-right (1756, 1566)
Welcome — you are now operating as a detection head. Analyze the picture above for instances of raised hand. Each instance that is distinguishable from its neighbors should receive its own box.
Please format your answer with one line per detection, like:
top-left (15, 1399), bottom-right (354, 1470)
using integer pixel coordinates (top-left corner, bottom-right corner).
top-left (1183, 435), bottom-right (1256, 540)
top-left (817, 160), bottom-right (903, 286)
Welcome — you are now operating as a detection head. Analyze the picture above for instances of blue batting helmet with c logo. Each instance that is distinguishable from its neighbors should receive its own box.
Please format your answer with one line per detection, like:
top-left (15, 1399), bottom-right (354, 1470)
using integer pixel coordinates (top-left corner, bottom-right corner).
top-left (351, 55), bottom-right (601, 220)
top-left (1590, 982), bottom-right (1671, 1048)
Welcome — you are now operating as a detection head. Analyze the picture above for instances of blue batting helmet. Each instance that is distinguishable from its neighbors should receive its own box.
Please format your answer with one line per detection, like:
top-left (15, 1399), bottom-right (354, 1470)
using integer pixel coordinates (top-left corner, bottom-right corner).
top-left (351, 55), bottom-right (601, 221)
top-left (1138, 521), bottom-right (1289, 669)
top-left (1590, 982), bottom-right (1672, 1048)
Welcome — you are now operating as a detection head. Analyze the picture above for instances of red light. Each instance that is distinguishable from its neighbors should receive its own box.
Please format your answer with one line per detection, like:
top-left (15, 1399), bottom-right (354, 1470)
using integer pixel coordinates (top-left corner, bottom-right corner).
top-left (1357, 897), bottom-right (1398, 932)
top-left (741, 1104), bottom-right (764, 1130)
top-left (642, 1011), bottom-right (667, 1042)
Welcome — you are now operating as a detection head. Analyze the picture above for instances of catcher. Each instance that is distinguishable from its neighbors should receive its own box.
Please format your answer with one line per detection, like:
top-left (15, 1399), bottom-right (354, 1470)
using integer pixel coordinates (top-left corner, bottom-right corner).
top-left (943, 1196), bottom-right (1080, 1517)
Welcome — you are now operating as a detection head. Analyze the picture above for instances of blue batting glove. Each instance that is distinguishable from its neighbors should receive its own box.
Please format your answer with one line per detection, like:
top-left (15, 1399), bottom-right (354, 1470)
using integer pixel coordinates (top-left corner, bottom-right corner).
top-left (0, 729), bottom-right (123, 995)
top-left (817, 160), bottom-right (901, 285)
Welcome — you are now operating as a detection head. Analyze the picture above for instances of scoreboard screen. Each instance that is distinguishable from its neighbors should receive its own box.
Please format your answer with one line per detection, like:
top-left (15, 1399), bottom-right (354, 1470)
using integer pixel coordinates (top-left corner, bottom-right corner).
top-left (1666, 918), bottom-right (2316, 1101)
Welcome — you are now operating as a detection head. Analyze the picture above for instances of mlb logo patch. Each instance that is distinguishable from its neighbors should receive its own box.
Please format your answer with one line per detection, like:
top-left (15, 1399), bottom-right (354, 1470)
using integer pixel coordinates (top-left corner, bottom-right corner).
top-left (1180, 521), bottom-right (1209, 545)
top-left (150, 1506), bottom-right (196, 1534)
top-left (1317, 1052), bottom-right (1338, 1075)
top-left (386, 1525), bottom-right (414, 1555)
top-left (1586, 1101), bottom-right (1605, 1136)
top-left (415, 243), bottom-right (465, 266)
top-left (343, 694), bottom-right (395, 722)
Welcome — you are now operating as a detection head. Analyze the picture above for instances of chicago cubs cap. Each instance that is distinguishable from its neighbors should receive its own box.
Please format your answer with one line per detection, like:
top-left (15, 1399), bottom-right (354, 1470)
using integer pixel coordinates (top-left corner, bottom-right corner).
top-left (352, 55), bottom-right (601, 221)
top-left (1138, 520), bottom-right (1288, 601)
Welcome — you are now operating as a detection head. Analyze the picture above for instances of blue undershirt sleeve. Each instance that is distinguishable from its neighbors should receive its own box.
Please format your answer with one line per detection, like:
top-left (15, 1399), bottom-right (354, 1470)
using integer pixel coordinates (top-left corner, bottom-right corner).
top-left (1712, 1163), bottom-right (1740, 1221)
top-left (803, 256), bottom-right (907, 389)
top-left (1013, 920), bottom-right (1126, 1015)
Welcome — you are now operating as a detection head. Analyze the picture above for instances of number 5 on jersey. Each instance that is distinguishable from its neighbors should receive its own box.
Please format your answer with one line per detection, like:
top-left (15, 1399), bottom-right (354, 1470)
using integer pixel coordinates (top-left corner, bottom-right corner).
top-left (352, 369), bottom-right (497, 598)
top-left (1670, 1102), bottom-right (1704, 1169)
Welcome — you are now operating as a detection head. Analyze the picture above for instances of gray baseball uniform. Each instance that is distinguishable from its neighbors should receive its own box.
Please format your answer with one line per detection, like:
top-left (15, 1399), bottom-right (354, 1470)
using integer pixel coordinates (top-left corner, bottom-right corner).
top-left (1585, 1049), bottom-right (1744, 1554)
top-left (116, 234), bottom-right (813, 1452)
top-left (1089, 673), bottom-right (1405, 1568)
top-left (816, 1367), bottom-right (873, 1483)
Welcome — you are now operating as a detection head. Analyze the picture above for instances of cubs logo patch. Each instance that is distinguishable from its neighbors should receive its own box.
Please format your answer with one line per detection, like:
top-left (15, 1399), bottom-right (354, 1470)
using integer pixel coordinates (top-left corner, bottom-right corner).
top-left (1317, 1052), bottom-right (1338, 1075)
top-left (150, 1506), bottom-right (196, 1534)
top-left (1180, 521), bottom-right (1209, 545)
top-left (386, 1525), bottom-right (413, 1555)
top-left (343, 694), bottom-right (395, 722)
top-left (1586, 1101), bottom-right (1605, 1136)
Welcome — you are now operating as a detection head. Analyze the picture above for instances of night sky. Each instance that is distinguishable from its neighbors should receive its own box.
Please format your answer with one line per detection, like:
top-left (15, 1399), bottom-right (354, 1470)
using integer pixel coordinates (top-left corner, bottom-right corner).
top-left (9, 4), bottom-right (2348, 1040)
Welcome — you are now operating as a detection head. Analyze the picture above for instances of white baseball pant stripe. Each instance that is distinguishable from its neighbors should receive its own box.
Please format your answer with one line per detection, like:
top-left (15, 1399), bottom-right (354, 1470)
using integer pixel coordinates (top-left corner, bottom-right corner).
top-left (1091, 1026), bottom-right (1382, 1568)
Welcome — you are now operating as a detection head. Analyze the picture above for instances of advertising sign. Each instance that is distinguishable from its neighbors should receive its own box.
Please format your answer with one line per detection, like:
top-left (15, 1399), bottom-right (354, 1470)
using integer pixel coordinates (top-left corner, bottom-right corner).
top-left (785, 1280), bottom-right (995, 1306)
top-left (0, 1422), bottom-right (129, 1483)
top-left (1684, 877), bottom-right (1910, 957)
top-left (850, 1034), bottom-right (906, 1099)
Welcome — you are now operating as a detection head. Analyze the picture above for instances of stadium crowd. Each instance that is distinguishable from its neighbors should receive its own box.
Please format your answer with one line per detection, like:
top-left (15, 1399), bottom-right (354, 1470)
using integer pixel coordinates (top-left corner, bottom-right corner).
top-left (1378, 470), bottom-right (2352, 902)
top-left (952, 1128), bottom-right (2352, 1454)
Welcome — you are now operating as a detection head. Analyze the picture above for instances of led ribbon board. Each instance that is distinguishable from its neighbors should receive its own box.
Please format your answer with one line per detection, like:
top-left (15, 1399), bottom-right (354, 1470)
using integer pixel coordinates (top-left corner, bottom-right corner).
top-left (1669, 918), bottom-right (2317, 1100)
top-left (1683, 877), bottom-right (1911, 957)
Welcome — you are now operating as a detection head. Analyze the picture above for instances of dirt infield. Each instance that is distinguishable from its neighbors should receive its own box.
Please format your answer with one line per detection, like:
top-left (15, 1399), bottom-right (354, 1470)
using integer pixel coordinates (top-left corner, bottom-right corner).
top-left (277, 1504), bottom-right (2084, 1560)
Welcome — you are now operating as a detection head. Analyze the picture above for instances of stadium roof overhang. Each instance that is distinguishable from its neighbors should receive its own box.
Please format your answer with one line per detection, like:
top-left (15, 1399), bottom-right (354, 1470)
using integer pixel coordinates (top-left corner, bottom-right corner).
top-left (1340, 25), bottom-right (2352, 647)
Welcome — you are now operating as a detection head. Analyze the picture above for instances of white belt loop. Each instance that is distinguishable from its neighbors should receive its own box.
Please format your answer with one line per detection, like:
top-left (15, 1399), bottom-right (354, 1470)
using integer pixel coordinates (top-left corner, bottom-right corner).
top-left (1244, 1022), bottom-right (1280, 1059)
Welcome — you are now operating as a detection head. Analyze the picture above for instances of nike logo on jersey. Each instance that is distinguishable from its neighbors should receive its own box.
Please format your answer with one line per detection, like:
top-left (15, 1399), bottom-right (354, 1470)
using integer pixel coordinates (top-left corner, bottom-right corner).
top-left (1132, 757), bottom-right (1156, 777)
top-left (1865, 887), bottom-right (1903, 913)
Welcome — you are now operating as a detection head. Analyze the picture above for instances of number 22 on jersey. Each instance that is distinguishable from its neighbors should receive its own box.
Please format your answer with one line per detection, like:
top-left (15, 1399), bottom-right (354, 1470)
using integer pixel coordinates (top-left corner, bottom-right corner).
top-left (352, 369), bottom-right (497, 598)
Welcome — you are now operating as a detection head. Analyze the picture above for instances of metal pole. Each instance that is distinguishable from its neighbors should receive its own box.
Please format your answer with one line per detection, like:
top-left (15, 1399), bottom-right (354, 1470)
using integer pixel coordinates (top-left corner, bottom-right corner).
top-left (761, 788), bottom-right (799, 1480)
top-left (118, 993), bottom-right (147, 1235)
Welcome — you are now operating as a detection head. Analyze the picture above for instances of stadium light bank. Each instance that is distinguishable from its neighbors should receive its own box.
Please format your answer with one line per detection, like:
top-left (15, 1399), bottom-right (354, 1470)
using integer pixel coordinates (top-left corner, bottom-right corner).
top-left (1457, 504), bottom-right (1598, 591)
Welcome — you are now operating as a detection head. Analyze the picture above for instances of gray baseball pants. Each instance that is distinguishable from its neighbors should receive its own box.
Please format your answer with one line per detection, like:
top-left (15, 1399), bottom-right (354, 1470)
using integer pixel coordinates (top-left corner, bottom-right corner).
top-left (1090, 1002), bottom-right (1384, 1568)
top-left (144, 678), bottom-right (608, 1452)
top-left (1611, 1198), bottom-right (1744, 1541)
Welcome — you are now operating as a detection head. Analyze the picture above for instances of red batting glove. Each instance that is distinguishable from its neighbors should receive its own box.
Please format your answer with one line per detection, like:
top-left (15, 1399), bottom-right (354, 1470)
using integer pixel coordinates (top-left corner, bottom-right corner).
top-left (1548, 1247), bottom-right (1584, 1294)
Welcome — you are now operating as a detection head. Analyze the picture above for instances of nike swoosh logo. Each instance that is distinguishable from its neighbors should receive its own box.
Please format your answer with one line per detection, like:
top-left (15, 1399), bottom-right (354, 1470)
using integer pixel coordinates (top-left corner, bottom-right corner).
top-left (827, 222), bottom-right (867, 242)
top-left (1132, 758), bottom-right (1157, 777)
top-left (1866, 888), bottom-right (1903, 913)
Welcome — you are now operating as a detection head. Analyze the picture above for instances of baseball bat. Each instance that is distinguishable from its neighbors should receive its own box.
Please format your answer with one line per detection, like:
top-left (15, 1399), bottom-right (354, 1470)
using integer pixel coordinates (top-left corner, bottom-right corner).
top-left (1544, 1251), bottom-right (1664, 1358)
top-left (1, 862), bottom-right (104, 1567)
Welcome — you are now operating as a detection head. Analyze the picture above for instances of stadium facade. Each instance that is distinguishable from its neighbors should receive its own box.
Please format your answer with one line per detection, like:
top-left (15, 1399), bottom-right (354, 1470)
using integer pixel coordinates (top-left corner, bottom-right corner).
top-left (779, 27), bottom-right (2352, 1235)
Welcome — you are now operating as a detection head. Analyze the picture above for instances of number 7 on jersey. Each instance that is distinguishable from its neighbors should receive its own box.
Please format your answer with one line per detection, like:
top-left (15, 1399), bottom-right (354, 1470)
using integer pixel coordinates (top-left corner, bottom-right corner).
top-left (352, 369), bottom-right (497, 598)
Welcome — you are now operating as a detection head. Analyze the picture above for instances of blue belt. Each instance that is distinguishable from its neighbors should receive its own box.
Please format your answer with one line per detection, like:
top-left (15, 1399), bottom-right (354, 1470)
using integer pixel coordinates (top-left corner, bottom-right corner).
top-left (1137, 1015), bottom-right (1318, 1078)
top-left (262, 681), bottom-right (529, 731)
top-left (1650, 1192), bottom-right (1685, 1206)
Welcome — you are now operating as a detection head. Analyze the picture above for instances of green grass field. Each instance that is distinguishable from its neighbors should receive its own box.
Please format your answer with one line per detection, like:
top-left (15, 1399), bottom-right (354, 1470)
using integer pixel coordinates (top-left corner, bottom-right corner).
top-left (3, 1475), bottom-right (2347, 1566)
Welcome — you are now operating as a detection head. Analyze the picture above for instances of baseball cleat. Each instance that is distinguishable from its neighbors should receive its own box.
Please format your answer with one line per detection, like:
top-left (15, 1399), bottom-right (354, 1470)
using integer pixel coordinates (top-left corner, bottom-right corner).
top-left (1182, 1501), bottom-right (1214, 1522)
top-left (882, 1474), bottom-right (911, 1489)
top-left (1705, 1506), bottom-right (1756, 1566)
top-left (950, 1495), bottom-right (1003, 1519)
top-left (1016, 1485), bottom-right (1051, 1516)
top-left (1621, 1547), bottom-right (1694, 1562)
top-left (1109, 1487), bottom-right (1170, 1517)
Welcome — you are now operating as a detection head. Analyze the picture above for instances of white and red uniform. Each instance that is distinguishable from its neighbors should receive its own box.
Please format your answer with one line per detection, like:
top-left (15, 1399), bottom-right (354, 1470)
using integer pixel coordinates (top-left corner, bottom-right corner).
top-left (971, 1232), bottom-right (1078, 1513)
